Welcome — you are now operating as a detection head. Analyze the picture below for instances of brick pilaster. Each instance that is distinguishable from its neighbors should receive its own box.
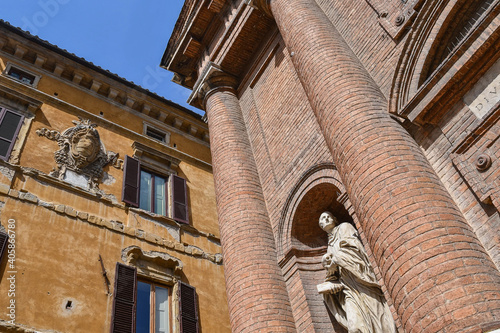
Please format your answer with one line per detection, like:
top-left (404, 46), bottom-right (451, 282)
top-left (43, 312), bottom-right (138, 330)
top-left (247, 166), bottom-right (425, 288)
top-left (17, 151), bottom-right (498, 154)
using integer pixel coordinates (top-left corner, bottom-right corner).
top-left (262, 0), bottom-right (500, 332)
top-left (203, 72), bottom-right (296, 333)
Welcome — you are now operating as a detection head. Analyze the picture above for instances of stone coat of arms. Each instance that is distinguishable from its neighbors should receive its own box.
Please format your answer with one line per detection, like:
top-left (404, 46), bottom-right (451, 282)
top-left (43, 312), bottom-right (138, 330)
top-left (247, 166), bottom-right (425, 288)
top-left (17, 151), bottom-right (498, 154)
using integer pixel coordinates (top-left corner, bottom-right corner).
top-left (37, 117), bottom-right (120, 192)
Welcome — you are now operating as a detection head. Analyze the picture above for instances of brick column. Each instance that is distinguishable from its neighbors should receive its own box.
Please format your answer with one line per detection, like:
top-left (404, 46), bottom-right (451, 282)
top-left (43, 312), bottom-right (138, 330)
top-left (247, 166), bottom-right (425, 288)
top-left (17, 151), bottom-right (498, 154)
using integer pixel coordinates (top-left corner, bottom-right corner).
top-left (259, 0), bottom-right (500, 332)
top-left (202, 72), bottom-right (296, 333)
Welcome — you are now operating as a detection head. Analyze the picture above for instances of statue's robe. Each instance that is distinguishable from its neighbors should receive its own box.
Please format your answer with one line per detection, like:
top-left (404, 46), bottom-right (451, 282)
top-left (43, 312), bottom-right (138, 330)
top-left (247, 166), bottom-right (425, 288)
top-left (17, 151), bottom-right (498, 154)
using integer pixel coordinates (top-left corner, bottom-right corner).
top-left (323, 223), bottom-right (396, 333)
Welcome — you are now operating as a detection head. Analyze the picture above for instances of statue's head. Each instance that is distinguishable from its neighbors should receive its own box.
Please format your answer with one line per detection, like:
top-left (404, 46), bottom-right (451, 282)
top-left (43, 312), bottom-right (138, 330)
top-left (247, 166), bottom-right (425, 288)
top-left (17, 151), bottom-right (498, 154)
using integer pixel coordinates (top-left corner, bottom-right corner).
top-left (319, 211), bottom-right (337, 232)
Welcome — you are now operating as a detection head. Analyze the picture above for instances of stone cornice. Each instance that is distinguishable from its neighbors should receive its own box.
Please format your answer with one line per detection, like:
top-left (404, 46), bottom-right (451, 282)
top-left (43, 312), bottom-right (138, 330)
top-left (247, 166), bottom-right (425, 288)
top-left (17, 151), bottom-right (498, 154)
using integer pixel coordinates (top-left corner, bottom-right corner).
top-left (163, 0), bottom-right (274, 100)
top-left (0, 76), bottom-right (212, 171)
top-left (0, 22), bottom-right (210, 144)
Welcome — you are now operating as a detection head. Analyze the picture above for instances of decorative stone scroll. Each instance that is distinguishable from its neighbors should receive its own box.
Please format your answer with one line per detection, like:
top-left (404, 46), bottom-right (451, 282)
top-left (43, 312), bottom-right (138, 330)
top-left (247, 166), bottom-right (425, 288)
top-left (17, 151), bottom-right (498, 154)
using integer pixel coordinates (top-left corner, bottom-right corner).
top-left (317, 211), bottom-right (396, 333)
top-left (36, 117), bottom-right (122, 192)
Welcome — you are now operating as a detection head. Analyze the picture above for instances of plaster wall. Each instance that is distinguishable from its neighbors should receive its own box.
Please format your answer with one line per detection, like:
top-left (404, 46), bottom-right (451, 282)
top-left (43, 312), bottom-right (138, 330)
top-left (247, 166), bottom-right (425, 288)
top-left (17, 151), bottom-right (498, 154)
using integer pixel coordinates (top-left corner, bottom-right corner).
top-left (0, 35), bottom-right (230, 333)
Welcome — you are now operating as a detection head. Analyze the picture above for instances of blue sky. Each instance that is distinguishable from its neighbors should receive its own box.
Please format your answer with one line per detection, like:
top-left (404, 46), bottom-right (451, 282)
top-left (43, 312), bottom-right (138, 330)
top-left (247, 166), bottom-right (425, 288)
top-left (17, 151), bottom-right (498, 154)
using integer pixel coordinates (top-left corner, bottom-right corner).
top-left (1, 0), bottom-right (201, 114)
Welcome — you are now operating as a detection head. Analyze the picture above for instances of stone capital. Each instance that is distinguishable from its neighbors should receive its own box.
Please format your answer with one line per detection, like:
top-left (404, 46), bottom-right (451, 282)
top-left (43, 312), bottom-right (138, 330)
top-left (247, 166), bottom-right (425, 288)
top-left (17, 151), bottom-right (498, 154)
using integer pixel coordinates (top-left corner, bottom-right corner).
top-left (249, 0), bottom-right (273, 18)
top-left (187, 62), bottom-right (239, 110)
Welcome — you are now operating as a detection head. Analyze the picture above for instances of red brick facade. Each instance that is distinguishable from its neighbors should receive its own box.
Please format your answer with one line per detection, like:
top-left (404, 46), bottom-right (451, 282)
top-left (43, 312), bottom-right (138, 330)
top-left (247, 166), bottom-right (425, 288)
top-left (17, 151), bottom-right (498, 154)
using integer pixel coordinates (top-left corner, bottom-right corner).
top-left (163, 0), bottom-right (500, 332)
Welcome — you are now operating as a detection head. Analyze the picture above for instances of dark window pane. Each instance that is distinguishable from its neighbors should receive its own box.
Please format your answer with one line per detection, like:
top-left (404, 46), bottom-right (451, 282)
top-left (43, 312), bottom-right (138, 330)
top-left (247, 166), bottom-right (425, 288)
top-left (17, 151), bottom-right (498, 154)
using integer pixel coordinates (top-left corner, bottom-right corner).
top-left (0, 139), bottom-right (10, 157)
top-left (0, 111), bottom-right (22, 141)
top-left (136, 281), bottom-right (151, 333)
top-left (146, 127), bottom-right (165, 142)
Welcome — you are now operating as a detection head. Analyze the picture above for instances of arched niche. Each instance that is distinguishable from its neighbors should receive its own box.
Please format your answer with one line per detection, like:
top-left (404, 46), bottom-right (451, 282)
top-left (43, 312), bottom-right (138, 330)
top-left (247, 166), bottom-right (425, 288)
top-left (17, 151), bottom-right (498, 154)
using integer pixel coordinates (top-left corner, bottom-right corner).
top-left (277, 163), bottom-right (351, 332)
top-left (390, 0), bottom-right (500, 125)
top-left (290, 182), bottom-right (353, 251)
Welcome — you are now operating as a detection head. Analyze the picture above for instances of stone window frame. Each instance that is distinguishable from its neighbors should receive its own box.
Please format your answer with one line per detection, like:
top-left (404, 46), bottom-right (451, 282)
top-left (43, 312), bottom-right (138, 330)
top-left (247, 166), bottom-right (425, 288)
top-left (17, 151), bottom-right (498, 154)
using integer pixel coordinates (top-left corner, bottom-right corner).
top-left (143, 122), bottom-right (171, 146)
top-left (0, 86), bottom-right (40, 165)
top-left (124, 142), bottom-right (189, 225)
top-left (121, 246), bottom-right (184, 333)
top-left (3, 62), bottom-right (41, 88)
top-left (0, 107), bottom-right (24, 162)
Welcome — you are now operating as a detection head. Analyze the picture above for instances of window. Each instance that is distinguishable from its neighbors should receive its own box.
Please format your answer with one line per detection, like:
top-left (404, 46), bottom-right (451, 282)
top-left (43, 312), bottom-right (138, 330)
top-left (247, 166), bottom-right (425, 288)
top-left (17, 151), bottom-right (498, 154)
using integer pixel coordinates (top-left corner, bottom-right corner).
top-left (0, 107), bottom-right (24, 161)
top-left (146, 127), bottom-right (167, 143)
top-left (111, 263), bottom-right (199, 333)
top-left (140, 170), bottom-right (168, 216)
top-left (137, 281), bottom-right (171, 333)
top-left (3, 64), bottom-right (40, 87)
top-left (122, 156), bottom-right (189, 223)
top-left (7, 67), bottom-right (35, 85)
top-left (144, 124), bottom-right (170, 145)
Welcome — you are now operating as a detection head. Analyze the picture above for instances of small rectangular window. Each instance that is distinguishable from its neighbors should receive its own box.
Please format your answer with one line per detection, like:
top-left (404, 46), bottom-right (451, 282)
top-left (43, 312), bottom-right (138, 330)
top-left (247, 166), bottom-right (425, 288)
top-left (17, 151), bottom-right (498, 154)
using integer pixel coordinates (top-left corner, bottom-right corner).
top-left (0, 107), bottom-right (24, 161)
top-left (146, 127), bottom-right (167, 142)
top-left (7, 67), bottom-right (36, 85)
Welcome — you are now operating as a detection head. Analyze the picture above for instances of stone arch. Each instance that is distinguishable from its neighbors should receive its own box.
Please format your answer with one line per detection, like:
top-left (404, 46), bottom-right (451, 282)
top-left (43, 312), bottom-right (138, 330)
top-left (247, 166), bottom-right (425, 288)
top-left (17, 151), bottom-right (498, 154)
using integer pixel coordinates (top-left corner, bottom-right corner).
top-left (389, 0), bottom-right (499, 124)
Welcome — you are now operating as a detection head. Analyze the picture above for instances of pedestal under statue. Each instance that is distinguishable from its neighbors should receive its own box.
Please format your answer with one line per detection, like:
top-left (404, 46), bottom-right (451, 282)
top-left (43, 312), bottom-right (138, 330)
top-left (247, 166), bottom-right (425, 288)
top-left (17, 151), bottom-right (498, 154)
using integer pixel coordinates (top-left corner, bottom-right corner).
top-left (317, 211), bottom-right (397, 333)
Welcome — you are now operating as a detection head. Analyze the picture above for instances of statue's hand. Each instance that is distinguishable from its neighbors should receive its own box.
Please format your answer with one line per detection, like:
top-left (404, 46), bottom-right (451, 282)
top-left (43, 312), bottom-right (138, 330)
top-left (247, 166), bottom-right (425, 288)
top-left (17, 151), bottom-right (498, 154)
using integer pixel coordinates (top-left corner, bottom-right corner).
top-left (329, 282), bottom-right (344, 294)
top-left (317, 281), bottom-right (344, 294)
top-left (322, 253), bottom-right (334, 268)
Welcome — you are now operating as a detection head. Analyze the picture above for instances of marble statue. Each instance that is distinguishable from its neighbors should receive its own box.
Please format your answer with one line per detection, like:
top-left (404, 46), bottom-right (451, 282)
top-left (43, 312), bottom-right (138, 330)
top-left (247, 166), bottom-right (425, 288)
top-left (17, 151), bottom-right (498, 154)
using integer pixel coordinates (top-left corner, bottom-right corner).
top-left (317, 211), bottom-right (397, 333)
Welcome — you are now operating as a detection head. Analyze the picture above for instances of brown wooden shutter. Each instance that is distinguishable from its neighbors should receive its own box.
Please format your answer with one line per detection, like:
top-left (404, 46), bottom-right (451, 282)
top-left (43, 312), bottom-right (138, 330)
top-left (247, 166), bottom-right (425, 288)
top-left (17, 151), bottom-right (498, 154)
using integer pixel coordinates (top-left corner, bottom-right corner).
top-left (111, 263), bottom-right (137, 333)
top-left (172, 175), bottom-right (189, 224)
top-left (0, 108), bottom-right (24, 161)
top-left (179, 281), bottom-right (199, 333)
top-left (0, 231), bottom-right (9, 263)
top-left (122, 156), bottom-right (140, 207)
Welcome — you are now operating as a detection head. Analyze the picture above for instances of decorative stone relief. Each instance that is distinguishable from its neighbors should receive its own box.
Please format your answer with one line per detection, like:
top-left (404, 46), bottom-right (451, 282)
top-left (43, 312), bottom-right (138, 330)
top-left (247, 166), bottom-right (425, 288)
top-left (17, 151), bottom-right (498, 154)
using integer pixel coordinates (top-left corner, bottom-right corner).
top-left (122, 245), bottom-right (183, 284)
top-left (451, 108), bottom-right (500, 211)
top-left (317, 212), bottom-right (396, 333)
top-left (37, 117), bottom-right (122, 192)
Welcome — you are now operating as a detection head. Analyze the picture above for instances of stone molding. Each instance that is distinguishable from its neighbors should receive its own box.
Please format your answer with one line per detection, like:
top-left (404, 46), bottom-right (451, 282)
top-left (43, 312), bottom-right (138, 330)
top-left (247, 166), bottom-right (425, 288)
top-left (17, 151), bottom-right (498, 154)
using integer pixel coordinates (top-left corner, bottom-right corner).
top-left (390, 0), bottom-right (500, 125)
top-left (122, 245), bottom-right (183, 284)
top-left (132, 141), bottom-right (181, 173)
top-left (250, 0), bottom-right (273, 18)
top-left (0, 161), bottom-right (222, 264)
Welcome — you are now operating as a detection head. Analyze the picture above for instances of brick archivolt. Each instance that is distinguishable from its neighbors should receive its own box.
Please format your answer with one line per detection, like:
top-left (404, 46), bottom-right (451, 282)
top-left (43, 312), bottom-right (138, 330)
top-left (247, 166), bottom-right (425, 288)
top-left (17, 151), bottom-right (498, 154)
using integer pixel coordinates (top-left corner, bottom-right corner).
top-left (277, 163), bottom-right (343, 259)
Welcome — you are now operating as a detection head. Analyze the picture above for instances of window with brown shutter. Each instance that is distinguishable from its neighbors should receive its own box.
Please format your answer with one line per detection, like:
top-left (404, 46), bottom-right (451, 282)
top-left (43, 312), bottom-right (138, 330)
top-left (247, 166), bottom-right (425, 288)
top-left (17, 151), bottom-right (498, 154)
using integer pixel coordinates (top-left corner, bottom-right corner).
top-left (0, 231), bottom-right (9, 263)
top-left (179, 281), bottom-right (199, 333)
top-left (122, 156), bottom-right (141, 207)
top-left (172, 175), bottom-right (189, 224)
top-left (111, 263), bottom-right (137, 333)
top-left (0, 107), bottom-right (24, 161)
